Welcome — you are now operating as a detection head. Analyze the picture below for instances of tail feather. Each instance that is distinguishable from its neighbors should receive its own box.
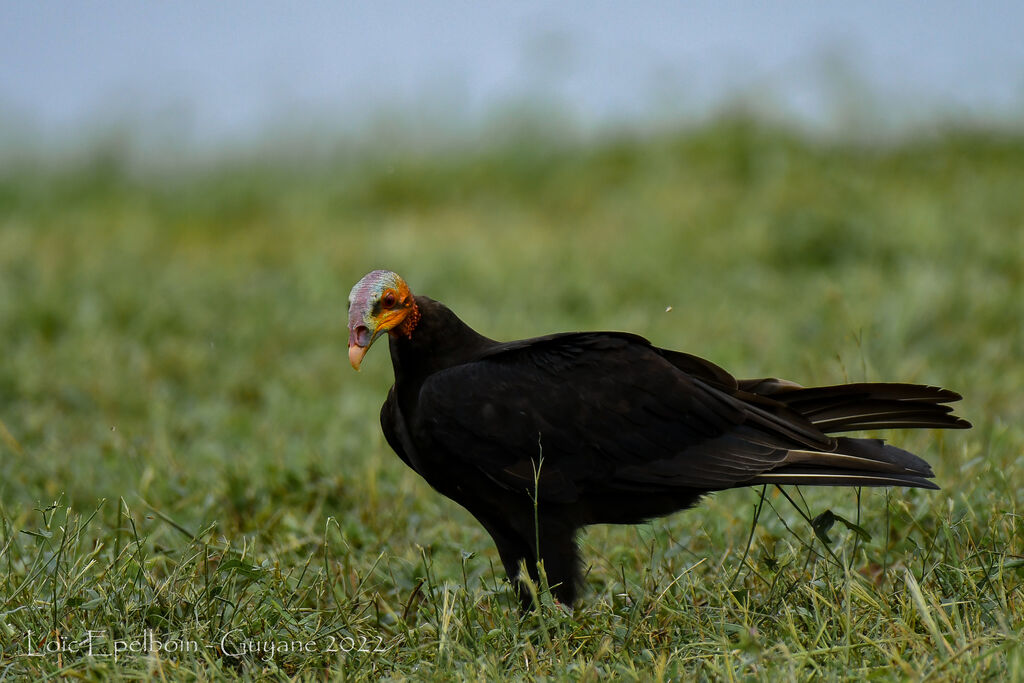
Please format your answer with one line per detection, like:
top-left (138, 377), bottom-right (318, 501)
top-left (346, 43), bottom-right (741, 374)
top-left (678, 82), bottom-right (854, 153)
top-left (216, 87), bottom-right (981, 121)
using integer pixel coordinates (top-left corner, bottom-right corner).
top-left (808, 400), bottom-right (962, 432)
top-left (750, 436), bottom-right (941, 490)
top-left (745, 467), bottom-right (939, 490)
top-left (781, 382), bottom-right (963, 404)
top-left (731, 380), bottom-right (969, 490)
top-left (742, 381), bottom-right (971, 434)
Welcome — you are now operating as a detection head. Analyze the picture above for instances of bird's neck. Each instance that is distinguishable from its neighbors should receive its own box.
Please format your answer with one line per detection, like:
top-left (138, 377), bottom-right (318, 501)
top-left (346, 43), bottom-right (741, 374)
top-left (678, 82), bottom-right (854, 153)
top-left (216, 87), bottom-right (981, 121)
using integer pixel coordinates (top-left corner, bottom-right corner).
top-left (388, 296), bottom-right (495, 388)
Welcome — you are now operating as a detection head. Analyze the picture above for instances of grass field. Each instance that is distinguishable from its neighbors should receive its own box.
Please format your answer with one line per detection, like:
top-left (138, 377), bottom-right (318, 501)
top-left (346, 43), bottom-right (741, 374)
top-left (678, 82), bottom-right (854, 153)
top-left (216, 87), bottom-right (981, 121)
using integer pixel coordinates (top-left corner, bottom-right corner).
top-left (1, 119), bottom-right (1022, 680)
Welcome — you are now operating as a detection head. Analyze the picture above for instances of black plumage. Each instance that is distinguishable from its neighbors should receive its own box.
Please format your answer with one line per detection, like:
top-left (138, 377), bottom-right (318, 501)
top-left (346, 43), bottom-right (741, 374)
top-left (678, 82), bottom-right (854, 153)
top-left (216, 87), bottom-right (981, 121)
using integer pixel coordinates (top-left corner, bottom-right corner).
top-left (347, 270), bottom-right (970, 609)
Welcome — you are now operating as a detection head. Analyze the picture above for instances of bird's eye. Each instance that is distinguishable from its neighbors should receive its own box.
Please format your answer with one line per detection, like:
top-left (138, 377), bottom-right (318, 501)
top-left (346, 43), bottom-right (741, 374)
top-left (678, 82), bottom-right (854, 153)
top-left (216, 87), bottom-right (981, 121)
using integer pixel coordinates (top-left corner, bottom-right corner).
top-left (382, 292), bottom-right (397, 309)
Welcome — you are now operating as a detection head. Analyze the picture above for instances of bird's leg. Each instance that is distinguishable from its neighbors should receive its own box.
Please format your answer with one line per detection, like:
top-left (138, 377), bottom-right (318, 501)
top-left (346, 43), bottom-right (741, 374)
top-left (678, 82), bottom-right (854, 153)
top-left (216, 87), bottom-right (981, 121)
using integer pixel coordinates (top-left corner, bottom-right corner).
top-left (532, 524), bottom-right (582, 607)
top-left (476, 514), bottom-right (581, 610)
top-left (509, 519), bottom-right (582, 610)
top-left (475, 516), bottom-right (537, 610)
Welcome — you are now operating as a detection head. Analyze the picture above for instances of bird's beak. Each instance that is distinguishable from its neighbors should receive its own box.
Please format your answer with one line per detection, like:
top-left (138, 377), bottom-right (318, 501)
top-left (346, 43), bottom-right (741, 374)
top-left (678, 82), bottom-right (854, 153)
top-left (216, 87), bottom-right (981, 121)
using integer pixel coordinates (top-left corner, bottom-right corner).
top-left (349, 343), bottom-right (369, 371)
top-left (347, 321), bottom-right (375, 371)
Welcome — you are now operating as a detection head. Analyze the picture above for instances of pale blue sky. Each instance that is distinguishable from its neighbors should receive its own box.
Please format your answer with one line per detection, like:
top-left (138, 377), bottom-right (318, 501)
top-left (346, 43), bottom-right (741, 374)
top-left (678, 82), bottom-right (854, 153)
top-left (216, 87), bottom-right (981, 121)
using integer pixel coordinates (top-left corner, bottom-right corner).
top-left (2, 1), bottom-right (1022, 147)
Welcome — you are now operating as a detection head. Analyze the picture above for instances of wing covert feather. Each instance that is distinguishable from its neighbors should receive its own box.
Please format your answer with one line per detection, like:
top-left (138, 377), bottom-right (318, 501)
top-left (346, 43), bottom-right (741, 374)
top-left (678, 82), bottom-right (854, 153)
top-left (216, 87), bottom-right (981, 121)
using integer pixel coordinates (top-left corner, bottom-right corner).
top-left (412, 335), bottom-right (826, 501)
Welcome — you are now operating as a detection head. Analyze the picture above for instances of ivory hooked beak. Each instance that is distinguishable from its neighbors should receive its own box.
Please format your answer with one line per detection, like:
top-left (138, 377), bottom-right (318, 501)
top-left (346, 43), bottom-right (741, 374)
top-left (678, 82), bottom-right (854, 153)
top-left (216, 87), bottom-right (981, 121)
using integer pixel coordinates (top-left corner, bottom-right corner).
top-left (349, 343), bottom-right (368, 371)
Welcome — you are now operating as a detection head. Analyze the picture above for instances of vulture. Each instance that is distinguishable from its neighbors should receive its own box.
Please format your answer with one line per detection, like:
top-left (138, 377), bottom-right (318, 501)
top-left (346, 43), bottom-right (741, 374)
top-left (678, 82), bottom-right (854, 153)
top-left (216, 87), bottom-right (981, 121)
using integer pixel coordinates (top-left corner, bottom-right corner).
top-left (347, 269), bottom-right (970, 609)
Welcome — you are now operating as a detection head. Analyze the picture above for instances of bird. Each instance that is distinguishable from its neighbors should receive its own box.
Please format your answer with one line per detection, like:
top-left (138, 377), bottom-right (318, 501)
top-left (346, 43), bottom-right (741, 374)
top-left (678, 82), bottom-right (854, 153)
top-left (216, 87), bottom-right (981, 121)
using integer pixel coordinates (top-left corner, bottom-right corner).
top-left (347, 269), bottom-right (970, 610)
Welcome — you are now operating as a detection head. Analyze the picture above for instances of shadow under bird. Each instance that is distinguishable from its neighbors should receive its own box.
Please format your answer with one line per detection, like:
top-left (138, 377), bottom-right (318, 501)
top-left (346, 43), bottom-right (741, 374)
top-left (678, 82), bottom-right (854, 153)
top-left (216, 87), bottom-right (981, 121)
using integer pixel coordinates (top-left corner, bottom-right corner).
top-left (347, 269), bottom-right (970, 610)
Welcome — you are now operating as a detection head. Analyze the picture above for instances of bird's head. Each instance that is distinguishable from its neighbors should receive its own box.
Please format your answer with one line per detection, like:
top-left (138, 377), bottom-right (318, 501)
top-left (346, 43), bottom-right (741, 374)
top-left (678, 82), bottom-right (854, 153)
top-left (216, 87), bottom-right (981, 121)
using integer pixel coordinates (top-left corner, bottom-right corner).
top-left (347, 269), bottom-right (420, 370)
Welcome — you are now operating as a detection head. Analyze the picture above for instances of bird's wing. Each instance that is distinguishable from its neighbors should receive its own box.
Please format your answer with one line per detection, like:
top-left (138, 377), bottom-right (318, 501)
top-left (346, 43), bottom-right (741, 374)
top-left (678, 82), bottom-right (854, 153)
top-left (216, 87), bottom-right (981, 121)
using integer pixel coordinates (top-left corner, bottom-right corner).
top-left (381, 386), bottom-right (417, 470)
top-left (413, 333), bottom-right (834, 503)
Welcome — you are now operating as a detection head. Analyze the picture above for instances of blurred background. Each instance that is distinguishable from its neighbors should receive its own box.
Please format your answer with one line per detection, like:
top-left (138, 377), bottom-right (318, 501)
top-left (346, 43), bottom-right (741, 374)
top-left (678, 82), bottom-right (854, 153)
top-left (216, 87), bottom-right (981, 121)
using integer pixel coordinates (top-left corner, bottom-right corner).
top-left (3, 1), bottom-right (1024, 158)
top-left (0, 1), bottom-right (1021, 560)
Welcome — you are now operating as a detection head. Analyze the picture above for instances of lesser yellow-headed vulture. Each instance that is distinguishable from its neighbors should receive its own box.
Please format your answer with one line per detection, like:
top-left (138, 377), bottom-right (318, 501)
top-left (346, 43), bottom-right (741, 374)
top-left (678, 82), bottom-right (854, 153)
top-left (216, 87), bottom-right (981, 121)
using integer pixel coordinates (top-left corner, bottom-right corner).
top-left (347, 269), bottom-right (970, 609)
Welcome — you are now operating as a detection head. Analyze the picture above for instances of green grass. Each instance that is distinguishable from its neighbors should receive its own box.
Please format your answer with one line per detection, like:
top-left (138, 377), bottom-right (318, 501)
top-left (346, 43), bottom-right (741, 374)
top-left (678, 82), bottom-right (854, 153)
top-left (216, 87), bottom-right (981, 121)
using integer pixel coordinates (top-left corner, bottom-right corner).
top-left (1, 119), bottom-right (1022, 680)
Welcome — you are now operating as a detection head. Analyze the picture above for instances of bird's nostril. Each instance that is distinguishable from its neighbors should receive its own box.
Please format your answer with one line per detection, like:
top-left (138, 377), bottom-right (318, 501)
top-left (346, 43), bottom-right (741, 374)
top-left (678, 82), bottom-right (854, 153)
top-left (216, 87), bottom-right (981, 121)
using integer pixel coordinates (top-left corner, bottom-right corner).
top-left (353, 325), bottom-right (371, 346)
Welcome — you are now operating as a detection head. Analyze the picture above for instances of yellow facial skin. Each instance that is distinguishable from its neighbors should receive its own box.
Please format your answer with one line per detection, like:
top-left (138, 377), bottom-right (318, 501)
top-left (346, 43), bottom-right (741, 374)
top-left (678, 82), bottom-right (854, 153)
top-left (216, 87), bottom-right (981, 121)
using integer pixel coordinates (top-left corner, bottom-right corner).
top-left (347, 271), bottom-right (415, 371)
